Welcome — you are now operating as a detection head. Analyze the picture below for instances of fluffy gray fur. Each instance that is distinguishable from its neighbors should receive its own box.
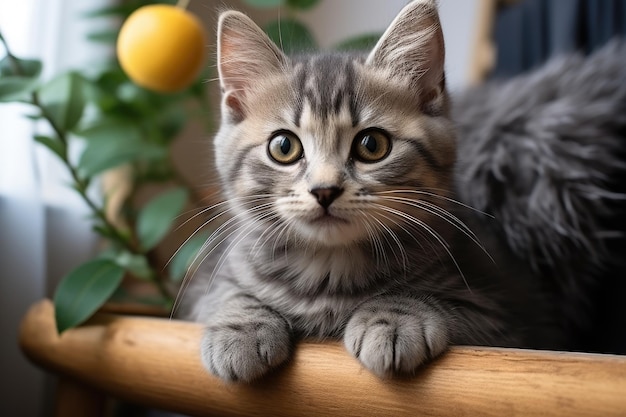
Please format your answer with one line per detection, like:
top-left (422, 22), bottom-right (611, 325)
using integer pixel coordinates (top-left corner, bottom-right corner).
top-left (453, 39), bottom-right (626, 346)
top-left (180, 0), bottom-right (626, 382)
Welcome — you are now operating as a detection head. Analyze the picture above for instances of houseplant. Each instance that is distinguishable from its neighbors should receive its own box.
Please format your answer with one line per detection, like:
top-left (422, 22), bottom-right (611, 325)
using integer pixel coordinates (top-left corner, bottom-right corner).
top-left (1, 0), bottom-right (212, 332)
top-left (1, 0), bottom-right (380, 334)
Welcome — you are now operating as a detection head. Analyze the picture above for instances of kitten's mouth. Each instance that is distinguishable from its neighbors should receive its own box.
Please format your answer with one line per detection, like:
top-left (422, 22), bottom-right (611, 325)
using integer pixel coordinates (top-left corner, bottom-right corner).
top-left (297, 212), bottom-right (359, 245)
top-left (310, 213), bottom-right (348, 226)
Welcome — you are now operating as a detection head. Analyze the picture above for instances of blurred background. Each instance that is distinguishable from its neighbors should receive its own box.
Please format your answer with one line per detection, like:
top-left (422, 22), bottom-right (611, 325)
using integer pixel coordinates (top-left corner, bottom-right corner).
top-left (1, 0), bottom-right (625, 415)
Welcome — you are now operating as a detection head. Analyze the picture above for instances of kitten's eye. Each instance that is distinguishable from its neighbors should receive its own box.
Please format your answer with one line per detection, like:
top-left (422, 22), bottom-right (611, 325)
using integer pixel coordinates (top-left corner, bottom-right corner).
top-left (268, 131), bottom-right (303, 164)
top-left (352, 129), bottom-right (391, 163)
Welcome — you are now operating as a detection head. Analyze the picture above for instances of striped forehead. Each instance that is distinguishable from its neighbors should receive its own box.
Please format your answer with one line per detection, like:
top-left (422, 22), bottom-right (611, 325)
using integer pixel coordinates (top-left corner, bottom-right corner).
top-left (291, 54), bottom-right (363, 128)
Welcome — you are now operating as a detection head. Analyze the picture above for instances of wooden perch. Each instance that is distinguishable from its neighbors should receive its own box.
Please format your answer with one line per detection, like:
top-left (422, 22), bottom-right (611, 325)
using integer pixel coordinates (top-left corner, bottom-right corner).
top-left (20, 299), bottom-right (626, 417)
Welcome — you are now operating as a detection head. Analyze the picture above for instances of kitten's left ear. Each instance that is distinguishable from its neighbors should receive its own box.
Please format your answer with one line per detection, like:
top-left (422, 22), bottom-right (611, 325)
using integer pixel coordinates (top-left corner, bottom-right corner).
top-left (367, 0), bottom-right (445, 110)
top-left (217, 11), bottom-right (288, 121)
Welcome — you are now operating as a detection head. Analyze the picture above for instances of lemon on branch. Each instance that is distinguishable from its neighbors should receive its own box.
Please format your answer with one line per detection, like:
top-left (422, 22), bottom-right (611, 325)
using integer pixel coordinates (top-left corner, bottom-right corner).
top-left (117, 2), bottom-right (206, 93)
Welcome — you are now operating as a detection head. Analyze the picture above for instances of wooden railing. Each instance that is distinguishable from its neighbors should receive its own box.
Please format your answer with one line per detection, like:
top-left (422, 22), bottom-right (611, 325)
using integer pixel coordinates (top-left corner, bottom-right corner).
top-left (19, 299), bottom-right (626, 417)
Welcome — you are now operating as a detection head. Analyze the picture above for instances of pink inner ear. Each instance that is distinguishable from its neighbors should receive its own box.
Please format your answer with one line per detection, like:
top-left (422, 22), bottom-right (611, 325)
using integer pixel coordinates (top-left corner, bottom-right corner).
top-left (420, 26), bottom-right (445, 89)
top-left (218, 27), bottom-right (249, 121)
top-left (366, 1), bottom-right (445, 93)
top-left (224, 90), bottom-right (245, 122)
top-left (216, 11), bottom-right (288, 122)
top-left (218, 29), bottom-right (242, 91)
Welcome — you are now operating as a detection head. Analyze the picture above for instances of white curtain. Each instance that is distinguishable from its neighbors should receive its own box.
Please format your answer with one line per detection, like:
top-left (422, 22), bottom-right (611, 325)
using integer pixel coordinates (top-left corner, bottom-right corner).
top-left (0, 0), bottom-right (115, 415)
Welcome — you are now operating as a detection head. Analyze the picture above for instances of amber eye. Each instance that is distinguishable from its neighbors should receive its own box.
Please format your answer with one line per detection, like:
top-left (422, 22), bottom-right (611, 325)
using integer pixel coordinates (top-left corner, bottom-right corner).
top-left (268, 131), bottom-right (303, 164)
top-left (352, 129), bottom-right (391, 162)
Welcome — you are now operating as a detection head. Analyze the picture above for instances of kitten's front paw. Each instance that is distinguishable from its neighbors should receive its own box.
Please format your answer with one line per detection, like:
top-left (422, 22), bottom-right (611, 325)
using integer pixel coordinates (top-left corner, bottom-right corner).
top-left (344, 300), bottom-right (448, 377)
top-left (201, 307), bottom-right (293, 382)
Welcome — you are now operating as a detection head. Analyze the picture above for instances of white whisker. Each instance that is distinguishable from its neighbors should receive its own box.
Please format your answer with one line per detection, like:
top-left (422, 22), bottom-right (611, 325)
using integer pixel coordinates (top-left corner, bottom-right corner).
top-left (375, 189), bottom-right (494, 218)
top-left (372, 202), bottom-right (473, 293)
top-left (356, 210), bottom-right (386, 269)
top-left (367, 208), bottom-right (409, 275)
top-left (206, 209), bottom-right (278, 292)
top-left (170, 200), bottom-right (276, 317)
top-left (168, 195), bottom-right (278, 268)
top-left (377, 195), bottom-right (495, 264)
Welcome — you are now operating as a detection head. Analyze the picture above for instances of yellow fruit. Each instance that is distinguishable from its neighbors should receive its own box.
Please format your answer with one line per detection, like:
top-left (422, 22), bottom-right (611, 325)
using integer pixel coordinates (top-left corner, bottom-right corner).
top-left (117, 4), bottom-right (206, 93)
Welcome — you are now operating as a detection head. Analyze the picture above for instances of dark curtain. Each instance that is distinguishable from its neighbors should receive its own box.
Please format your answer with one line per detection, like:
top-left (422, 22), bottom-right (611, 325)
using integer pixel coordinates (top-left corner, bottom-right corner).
top-left (492, 0), bottom-right (626, 79)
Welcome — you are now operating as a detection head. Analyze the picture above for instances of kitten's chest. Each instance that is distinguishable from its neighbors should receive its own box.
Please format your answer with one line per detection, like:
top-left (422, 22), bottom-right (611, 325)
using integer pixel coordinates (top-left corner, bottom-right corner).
top-left (243, 244), bottom-right (383, 294)
top-left (231, 246), bottom-right (383, 336)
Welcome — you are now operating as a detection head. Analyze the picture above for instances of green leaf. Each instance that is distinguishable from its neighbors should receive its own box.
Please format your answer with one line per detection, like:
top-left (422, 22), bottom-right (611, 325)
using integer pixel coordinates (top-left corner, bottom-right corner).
top-left (0, 56), bottom-right (42, 101)
top-left (264, 18), bottom-right (317, 54)
top-left (0, 56), bottom-right (42, 77)
top-left (335, 33), bottom-right (381, 52)
top-left (37, 72), bottom-right (87, 131)
top-left (33, 135), bottom-right (66, 161)
top-left (243, 0), bottom-right (284, 8)
top-left (93, 225), bottom-right (120, 240)
top-left (77, 121), bottom-right (167, 176)
top-left (286, 0), bottom-right (319, 10)
top-left (77, 119), bottom-right (143, 142)
top-left (158, 104), bottom-right (186, 139)
top-left (137, 187), bottom-right (188, 250)
top-left (169, 234), bottom-right (208, 282)
top-left (53, 259), bottom-right (125, 333)
top-left (0, 77), bottom-right (39, 102)
top-left (87, 30), bottom-right (118, 44)
top-left (114, 251), bottom-right (153, 280)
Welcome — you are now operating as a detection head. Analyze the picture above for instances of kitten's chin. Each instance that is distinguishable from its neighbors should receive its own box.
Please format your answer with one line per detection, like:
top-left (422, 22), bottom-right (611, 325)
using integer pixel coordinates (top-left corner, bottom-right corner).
top-left (295, 216), bottom-right (364, 247)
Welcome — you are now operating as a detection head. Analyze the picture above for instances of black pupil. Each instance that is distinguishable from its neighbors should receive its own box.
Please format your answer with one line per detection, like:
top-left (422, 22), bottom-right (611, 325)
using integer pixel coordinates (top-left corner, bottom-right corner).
top-left (280, 137), bottom-right (291, 155)
top-left (362, 135), bottom-right (377, 153)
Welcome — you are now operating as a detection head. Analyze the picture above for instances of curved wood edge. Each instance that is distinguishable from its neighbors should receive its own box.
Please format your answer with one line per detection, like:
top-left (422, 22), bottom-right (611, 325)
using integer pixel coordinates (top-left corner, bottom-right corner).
top-left (19, 299), bottom-right (626, 417)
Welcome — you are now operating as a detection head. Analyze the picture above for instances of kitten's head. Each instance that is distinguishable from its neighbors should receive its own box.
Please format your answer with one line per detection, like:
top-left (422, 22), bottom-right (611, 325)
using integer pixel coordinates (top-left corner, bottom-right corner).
top-left (213, 0), bottom-right (456, 248)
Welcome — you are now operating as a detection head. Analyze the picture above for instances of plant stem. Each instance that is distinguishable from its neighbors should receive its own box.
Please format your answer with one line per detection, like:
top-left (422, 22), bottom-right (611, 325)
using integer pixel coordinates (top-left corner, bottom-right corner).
top-left (0, 31), bottom-right (23, 75)
top-left (32, 92), bottom-right (134, 252)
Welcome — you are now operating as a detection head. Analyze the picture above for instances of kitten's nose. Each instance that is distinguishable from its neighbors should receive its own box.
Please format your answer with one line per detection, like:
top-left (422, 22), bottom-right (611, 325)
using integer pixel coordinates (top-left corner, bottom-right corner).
top-left (310, 186), bottom-right (344, 209)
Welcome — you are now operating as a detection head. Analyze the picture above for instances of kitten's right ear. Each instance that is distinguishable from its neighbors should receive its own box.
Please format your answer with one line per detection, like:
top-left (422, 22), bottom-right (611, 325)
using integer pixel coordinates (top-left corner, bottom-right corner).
top-left (366, 0), bottom-right (445, 113)
top-left (218, 11), bottom-right (287, 121)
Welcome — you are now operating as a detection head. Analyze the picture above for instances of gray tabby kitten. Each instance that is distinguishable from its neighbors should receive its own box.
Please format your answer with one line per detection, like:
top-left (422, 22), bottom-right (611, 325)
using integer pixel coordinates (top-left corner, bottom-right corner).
top-left (182, 0), bottom-right (564, 382)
